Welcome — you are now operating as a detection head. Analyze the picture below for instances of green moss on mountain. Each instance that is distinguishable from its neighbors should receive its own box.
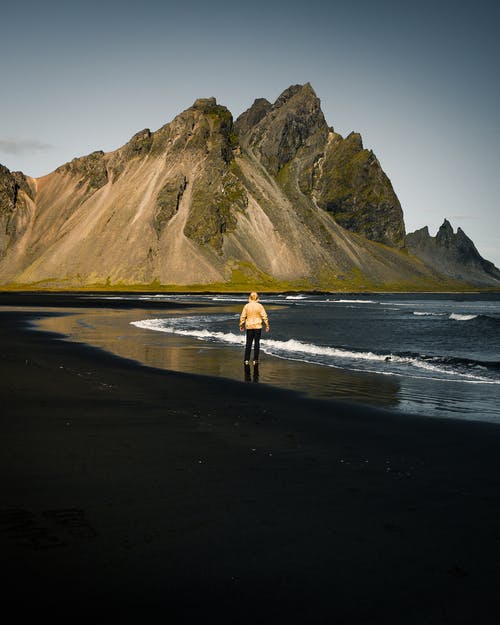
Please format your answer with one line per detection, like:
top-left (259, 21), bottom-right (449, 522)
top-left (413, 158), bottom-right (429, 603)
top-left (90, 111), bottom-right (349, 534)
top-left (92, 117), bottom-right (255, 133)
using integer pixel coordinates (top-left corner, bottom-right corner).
top-left (0, 165), bottom-right (33, 259)
top-left (154, 173), bottom-right (188, 236)
top-left (0, 165), bottom-right (17, 216)
top-left (241, 83), bottom-right (329, 174)
top-left (124, 129), bottom-right (153, 159)
top-left (234, 98), bottom-right (272, 137)
top-left (406, 220), bottom-right (500, 286)
top-left (312, 133), bottom-right (405, 247)
top-left (1, 84), bottom-right (498, 291)
top-left (236, 85), bottom-right (405, 249)
top-left (184, 170), bottom-right (247, 253)
top-left (56, 150), bottom-right (108, 192)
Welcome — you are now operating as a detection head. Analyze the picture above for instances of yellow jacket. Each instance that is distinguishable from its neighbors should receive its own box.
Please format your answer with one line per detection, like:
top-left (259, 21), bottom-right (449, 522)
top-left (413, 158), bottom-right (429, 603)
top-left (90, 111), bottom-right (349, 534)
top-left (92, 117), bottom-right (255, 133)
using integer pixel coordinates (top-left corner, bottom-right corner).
top-left (240, 301), bottom-right (269, 330)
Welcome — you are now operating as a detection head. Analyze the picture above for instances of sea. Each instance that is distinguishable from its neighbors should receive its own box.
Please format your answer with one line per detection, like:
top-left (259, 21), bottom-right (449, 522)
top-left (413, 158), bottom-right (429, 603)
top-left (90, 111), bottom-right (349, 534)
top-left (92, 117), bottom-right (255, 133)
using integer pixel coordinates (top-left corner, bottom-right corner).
top-left (39, 291), bottom-right (500, 424)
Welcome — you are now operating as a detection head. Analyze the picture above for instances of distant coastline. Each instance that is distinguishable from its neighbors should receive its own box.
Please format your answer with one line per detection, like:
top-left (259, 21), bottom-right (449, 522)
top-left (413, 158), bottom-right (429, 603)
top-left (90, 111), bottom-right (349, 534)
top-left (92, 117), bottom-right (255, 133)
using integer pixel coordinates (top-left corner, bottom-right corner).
top-left (1, 284), bottom-right (498, 294)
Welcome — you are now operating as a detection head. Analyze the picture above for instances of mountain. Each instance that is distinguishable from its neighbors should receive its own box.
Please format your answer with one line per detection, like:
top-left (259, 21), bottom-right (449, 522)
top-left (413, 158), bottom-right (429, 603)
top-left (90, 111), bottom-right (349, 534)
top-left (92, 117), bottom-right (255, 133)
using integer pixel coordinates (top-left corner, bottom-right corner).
top-left (406, 220), bottom-right (500, 287)
top-left (0, 83), bottom-right (498, 291)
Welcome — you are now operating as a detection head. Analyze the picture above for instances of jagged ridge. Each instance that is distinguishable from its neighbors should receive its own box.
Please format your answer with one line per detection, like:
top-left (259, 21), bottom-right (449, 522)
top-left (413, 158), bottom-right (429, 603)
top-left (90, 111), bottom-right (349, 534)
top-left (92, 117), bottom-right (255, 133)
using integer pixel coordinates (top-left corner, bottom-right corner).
top-left (406, 220), bottom-right (500, 286)
top-left (0, 84), bottom-right (498, 290)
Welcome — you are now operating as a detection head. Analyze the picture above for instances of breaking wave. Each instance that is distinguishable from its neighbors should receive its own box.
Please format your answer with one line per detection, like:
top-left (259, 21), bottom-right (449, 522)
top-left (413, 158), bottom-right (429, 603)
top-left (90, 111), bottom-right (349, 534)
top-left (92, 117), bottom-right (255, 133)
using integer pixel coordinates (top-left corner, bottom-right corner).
top-left (131, 317), bottom-right (500, 384)
top-left (449, 313), bottom-right (478, 321)
top-left (326, 299), bottom-right (377, 304)
top-left (449, 313), bottom-right (500, 327)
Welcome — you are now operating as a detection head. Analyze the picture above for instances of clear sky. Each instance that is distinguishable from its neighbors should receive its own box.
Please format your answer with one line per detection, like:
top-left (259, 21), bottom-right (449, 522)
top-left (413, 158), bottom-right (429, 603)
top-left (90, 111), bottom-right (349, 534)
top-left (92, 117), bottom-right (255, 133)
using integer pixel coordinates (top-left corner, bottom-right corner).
top-left (1, 0), bottom-right (499, 266)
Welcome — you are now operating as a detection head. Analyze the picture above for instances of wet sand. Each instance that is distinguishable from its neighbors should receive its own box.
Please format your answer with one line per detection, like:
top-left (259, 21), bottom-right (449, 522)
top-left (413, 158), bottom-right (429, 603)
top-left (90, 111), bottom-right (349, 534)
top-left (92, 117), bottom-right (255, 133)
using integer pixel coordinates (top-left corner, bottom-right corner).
top-left (2, 294), bottom-right (500, 623)
top-left (34, 303), bottom-right (404, 409)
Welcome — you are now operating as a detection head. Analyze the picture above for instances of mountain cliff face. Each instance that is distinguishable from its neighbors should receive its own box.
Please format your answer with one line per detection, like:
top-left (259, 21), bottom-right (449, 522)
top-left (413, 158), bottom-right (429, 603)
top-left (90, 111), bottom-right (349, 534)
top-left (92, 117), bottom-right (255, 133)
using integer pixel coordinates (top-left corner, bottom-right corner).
top-left (236, 84), bottom-right (405, 248)
top-left (0, 165), bottom-right (35, 263)
top-left (0, 83), bottom-right (498, 290)
top-left (406, 220), bottom-right (500, 287)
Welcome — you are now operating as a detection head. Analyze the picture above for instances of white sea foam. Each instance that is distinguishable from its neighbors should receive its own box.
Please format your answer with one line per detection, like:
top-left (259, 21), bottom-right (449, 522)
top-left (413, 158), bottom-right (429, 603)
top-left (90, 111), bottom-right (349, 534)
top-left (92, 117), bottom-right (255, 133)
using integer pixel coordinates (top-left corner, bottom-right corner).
top-left (132, 319), bottom-right (386, 360)
top-left (131, 317), bottom-right (499, 385)
top-left (285, 295), bottom-right (308, 300)
top-left (413, 311), bottom-right (443, 316)
top-left (326, 299), bottom-right (377, 304)
top-left (131, 318), bottom-right (244, 345)
top-left (262, 337), bottom-right (385, 361)
top-left (449, 313), bottom-right (478, 321)
top-left (90, 296), bottom-right (127, 300)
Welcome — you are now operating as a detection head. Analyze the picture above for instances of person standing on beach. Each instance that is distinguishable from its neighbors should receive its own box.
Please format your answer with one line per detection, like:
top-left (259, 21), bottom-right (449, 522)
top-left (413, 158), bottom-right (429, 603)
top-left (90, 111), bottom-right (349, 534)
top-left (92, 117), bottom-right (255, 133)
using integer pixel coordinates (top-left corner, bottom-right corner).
top-left (239, 292), bottom-right (270, 365)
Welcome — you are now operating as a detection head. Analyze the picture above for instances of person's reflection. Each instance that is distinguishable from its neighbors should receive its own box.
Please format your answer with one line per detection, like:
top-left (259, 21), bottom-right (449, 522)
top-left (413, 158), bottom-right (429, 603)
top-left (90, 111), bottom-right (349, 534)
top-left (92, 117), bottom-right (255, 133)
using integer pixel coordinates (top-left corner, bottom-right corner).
top-left (253, 363), bottom-right (259, 382)
top-left (244, 363), bottom-right (259, 383)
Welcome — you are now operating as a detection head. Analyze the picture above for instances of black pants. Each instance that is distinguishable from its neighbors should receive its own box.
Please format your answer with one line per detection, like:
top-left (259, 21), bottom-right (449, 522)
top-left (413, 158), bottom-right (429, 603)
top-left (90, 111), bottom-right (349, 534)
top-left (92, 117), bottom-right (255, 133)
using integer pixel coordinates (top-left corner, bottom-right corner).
top-left (244, 328), bottom-right (262, 362)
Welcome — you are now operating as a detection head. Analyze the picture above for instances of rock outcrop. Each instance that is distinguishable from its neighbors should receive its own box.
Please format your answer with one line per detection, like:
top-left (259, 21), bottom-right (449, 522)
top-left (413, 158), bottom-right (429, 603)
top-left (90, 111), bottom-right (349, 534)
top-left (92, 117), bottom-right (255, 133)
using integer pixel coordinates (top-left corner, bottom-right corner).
top-left (238, 83), bottom-right (330, 175)
top-left (406, 220), bottom-right (500, 287)
top-left (55, 151), bottom-right (108, 192)
top-left (0, 84), bottom-right (498, 290)
top-left (233, 98), bottom-right (271, 138)
top-left (0, 165), bottom-right (34, 262)
top-left (235, 83), bottom-right (405, 248)
top-left (308, 132), bottom-right (405, 247)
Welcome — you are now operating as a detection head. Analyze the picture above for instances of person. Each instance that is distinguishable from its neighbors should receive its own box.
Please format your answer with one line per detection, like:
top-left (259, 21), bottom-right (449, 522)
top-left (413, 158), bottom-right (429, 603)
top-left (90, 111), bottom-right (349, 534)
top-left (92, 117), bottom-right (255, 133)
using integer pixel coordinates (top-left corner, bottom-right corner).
top-left (239, 292), bottom-right (270, 365)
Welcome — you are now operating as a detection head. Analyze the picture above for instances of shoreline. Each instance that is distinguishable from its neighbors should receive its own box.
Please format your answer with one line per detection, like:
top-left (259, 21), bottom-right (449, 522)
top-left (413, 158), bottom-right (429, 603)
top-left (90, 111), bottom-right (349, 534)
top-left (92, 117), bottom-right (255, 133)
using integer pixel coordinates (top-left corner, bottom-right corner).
top-left (2, 299), bottom-right (500, 621)
top-left (27, 293), bottom-right (500, 424)
top-left (33, 304), bottom-right (408, 414)
top-left (1, 286), bottom-right (499, 296)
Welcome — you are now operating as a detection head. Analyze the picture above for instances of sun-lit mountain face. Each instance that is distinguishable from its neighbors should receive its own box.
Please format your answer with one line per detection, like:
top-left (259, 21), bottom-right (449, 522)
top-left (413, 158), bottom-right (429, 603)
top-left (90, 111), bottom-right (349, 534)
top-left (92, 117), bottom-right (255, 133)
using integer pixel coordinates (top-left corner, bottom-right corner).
top-left (1, 84), bottom-right (499, 291)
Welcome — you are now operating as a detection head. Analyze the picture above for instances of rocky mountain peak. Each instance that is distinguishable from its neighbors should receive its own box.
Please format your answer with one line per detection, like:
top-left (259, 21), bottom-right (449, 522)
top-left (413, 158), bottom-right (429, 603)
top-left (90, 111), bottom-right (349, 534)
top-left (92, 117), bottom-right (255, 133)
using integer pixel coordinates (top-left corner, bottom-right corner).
top-left (234, 98), bottom-right (271, 138)
top-left (55, 150), bottom-right (108, 192)
top-left (121, 128), bottom-right (153, 162)
top-left (273, 82), bottom-right (316, 108)
top-left (239, 83), bottom-right (329, 174)
top-left (1, 84), bottom-right (498, 290)
top-left (129, 127), bottom-right (152, 144)
top-left (437, 218), bottom-right (453, 233)
top-left (344, 131), bottom-right (364, 150)
top-left (406, 220), bottom-right (500, 286)
top-left (129, 96), bottom-right (237, 171)
top-left (234, 84), bottom-right (406, 247)
top-left (192, 97), bottom-right (218, 111)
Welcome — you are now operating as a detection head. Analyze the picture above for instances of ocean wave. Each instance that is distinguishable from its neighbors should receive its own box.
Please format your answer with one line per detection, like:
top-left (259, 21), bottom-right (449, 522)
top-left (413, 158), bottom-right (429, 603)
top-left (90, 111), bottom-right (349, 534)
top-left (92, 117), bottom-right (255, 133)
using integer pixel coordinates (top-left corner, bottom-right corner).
top-left (412, 311), bottom-right (500, 325)
top-left (326, 299), bottom-right (378, 304)
top-left (263, 338), bottom-right (386, 361)
top-left (449, 313), bottom-right (478, 321)
top-left (88, 295), bottom-right (128, 300)
top-left (401, 354), bottom-right (500, 383)
top-left (131, 318), bottom-right (500, 384)
top-left (210, 296), bottom-right (248, 302)
top-left (425, 354), bottom-right (500, 372)
top-left (461, 313), bottom-right (500, 326)
top-left (131, 318), bottom-right (244, 344)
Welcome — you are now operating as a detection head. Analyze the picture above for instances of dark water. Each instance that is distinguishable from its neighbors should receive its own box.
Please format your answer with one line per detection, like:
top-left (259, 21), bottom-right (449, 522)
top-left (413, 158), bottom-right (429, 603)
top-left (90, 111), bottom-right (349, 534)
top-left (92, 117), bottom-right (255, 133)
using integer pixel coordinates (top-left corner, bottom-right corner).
top-left (42, 291), bottom-right (497, 423)
top-left (123, 292), bottom-right (500, 423)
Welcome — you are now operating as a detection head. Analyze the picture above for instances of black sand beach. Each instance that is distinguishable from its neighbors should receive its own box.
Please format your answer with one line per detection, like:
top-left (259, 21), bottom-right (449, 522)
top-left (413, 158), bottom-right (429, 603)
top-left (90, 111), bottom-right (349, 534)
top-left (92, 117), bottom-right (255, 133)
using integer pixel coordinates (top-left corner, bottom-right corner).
top-left (2, 295), bottom-right (500, 623)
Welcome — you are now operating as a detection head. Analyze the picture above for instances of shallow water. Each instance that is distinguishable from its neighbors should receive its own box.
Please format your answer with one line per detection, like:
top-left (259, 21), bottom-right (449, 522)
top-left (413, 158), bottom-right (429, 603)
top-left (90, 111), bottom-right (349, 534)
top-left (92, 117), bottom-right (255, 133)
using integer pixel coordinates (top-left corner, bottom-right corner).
top-left (35, 291), bottom-right (500, 424)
